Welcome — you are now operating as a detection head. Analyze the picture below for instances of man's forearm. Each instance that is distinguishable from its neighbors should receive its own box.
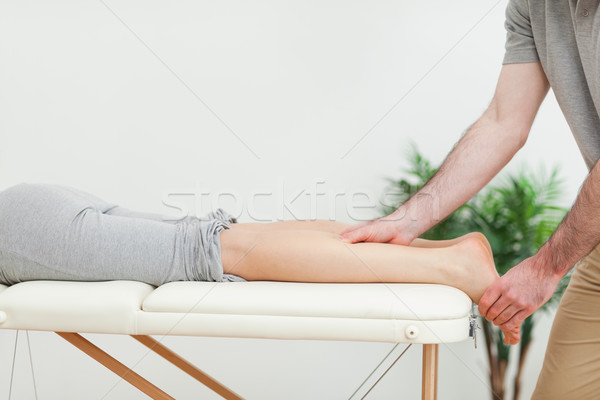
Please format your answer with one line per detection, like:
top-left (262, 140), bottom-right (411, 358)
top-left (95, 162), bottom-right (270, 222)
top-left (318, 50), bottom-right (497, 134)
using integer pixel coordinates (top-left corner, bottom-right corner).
top-left (535, 159), bottom-right (600, 277)
top-left (341, 63), bottom-right (548, 247)
top-left (393, 111), bottom-right (526, 239)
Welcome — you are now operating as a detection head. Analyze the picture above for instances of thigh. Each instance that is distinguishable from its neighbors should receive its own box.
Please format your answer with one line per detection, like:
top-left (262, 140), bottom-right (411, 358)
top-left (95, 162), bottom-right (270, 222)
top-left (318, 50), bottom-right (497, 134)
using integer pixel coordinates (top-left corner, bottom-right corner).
top-left (532, 247), bottom-right (600, 399)
top-left (0, 183), bottom-right (111, 260)
top-left (0, 183), bottom-right (243, 286)
top-left (106, 206), bottom-right (179, 222)
top-left (0, 183), bottom-right (177, 286)
top-left (106, 205), bottom-right (238, 225)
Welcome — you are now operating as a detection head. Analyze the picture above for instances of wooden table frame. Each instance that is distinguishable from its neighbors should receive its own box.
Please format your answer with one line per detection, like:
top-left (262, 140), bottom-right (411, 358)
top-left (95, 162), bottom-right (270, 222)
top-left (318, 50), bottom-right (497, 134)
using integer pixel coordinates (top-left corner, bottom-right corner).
top-left (56, 332), bottom-right (439, 400)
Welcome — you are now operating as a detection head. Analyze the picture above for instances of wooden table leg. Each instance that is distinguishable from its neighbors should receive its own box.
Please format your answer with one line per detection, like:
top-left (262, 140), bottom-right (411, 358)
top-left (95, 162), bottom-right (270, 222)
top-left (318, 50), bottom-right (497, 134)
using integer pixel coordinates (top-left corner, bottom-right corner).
top-left (57, 332), bottom-right (174, 400)
top-left (131, 335), bottom-right (244, 400)
top-left (422, 344), bottom-right (438, 400)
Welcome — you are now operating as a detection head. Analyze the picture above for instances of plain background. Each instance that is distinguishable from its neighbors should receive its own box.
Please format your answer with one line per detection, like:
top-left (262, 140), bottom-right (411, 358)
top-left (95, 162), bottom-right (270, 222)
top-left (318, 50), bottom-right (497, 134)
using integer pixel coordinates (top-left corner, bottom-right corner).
top-left (0, 0), bottom-right (589, 399)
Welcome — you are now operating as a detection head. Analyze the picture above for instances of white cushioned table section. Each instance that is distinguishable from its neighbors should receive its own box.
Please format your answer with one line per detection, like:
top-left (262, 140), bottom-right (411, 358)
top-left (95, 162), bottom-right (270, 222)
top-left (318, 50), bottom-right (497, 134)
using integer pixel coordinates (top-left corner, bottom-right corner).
top-left (0, 280), bottom-right (472, 343)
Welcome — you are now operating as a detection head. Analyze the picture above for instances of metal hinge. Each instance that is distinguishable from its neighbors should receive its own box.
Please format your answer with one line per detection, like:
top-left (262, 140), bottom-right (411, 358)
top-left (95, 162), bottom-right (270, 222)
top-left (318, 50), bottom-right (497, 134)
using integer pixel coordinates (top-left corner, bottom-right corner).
top-left (469, 303), bottom-right (480, 349)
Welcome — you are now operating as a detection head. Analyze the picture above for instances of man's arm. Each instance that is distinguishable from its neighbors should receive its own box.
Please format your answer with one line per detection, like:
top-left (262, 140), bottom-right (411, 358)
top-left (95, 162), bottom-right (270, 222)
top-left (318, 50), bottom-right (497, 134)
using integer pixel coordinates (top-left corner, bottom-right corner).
top-left (340, 62), bottom-right (550, 245)
top-left (479, 159), bottom-right (600, 344)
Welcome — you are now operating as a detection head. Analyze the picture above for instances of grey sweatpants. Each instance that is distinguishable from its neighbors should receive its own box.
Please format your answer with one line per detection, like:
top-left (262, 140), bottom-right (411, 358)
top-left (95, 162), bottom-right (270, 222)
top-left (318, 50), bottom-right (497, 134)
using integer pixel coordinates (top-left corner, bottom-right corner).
top-left (0, 183), bottom-right (247, 286)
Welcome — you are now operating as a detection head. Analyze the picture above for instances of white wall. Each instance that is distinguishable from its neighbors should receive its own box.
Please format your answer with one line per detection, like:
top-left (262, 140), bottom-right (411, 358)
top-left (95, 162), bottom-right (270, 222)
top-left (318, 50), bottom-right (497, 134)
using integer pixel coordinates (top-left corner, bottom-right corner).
top-left (0, 0), bottom-right (588, 399)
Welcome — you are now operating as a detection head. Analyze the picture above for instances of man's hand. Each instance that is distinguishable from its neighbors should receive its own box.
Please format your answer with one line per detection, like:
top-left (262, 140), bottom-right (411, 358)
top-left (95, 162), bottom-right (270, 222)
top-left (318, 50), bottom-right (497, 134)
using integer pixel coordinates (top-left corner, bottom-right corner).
top-left (339, 212), bottom-right (416, 245)
top-left (478, 255), bottom-right (562, 345)
top-left (502, 326), bottom-right (522, 345)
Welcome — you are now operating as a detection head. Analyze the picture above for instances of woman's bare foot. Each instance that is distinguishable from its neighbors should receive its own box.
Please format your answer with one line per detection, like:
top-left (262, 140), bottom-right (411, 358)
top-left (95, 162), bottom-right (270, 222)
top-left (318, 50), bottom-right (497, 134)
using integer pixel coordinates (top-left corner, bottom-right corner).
top-left (446, 235), bottom-right (522, 344)
top-left (411, 232), bottom-right (494, 260)
top-left (449, 233), bottom-right (499, 304)
top-left (442, 232), bottom-right (494, 260)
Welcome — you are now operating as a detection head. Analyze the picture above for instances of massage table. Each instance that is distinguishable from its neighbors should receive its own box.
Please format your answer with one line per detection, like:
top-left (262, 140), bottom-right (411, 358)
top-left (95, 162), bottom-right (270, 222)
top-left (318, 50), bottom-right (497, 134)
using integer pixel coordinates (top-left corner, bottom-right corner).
top-left (0, 280), bottom-right (475, 399)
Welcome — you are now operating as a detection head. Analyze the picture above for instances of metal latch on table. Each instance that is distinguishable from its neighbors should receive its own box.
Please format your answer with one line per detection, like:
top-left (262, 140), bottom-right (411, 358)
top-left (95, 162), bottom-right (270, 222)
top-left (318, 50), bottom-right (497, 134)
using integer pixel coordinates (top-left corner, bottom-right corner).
top-left (469, 303), bottom-right (480, 349)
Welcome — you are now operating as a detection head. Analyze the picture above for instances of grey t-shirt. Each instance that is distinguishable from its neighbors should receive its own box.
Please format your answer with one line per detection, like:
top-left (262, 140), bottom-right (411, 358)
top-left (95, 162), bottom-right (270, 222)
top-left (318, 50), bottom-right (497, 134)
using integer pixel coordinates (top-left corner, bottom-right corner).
top-left (503, 0), bottom-right (600, 170)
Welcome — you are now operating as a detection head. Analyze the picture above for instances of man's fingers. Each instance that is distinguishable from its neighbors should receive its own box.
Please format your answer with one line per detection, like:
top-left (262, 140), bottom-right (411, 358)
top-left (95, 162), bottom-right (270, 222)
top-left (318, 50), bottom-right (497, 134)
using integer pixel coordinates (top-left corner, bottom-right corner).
top-left (500, 310), bottom-right (528, 332)
top-left (340, 219), bottom-right (394, 244)
top-left (501, 326), bottom-right (521, 345)
top-left (503, 331), bottom-right (521, 345)
top-left (485, 297), bottom-right (511, 323)
top-left (493, 305), bottom-right (518, 326)
top-left (339, 215), bottom-right (408, 245)
top-left (339, 222), bottom-right (370, 243)
top-left (340, 220), bottom-right (369, 236)
top-left (478, 285), bottom-right (501, 317)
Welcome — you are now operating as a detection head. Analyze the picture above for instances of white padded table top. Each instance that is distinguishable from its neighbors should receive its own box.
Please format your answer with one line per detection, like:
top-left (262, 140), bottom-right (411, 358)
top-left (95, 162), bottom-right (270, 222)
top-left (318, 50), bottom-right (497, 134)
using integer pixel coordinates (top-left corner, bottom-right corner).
top-left (0, 280), bottom-right (472, 344)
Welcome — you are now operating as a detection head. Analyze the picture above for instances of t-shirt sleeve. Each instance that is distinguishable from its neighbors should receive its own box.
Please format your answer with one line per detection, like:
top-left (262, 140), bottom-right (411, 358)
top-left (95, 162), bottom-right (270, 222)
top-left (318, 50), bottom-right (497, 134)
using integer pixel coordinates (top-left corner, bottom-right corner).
top-left (502, 0), bottom-right (540, 64)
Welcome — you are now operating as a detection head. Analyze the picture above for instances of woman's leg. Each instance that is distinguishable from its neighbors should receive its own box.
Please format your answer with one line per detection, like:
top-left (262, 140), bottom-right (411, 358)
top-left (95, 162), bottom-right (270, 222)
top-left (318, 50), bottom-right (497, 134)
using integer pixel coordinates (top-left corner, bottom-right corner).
top-left (231, 221), bottom-right (487, 251)
top-left (230, 220), bottom-right (350, 235)
top-left (220, 228), bottom-right (498, 303)
top-left (0, 183), bottom-right (234, 286)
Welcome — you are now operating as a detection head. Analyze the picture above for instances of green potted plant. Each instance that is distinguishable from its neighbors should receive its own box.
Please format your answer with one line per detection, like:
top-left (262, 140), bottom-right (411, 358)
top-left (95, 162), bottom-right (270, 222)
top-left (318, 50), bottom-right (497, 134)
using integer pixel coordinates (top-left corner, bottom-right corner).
top-left (380, 146), bottom-right (571, 400)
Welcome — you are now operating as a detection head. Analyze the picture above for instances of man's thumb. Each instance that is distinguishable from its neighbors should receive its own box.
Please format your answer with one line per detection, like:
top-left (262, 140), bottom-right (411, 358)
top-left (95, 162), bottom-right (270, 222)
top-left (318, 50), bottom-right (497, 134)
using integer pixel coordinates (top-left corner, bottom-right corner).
top-left (339, 228), bottom-right (363, 244)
